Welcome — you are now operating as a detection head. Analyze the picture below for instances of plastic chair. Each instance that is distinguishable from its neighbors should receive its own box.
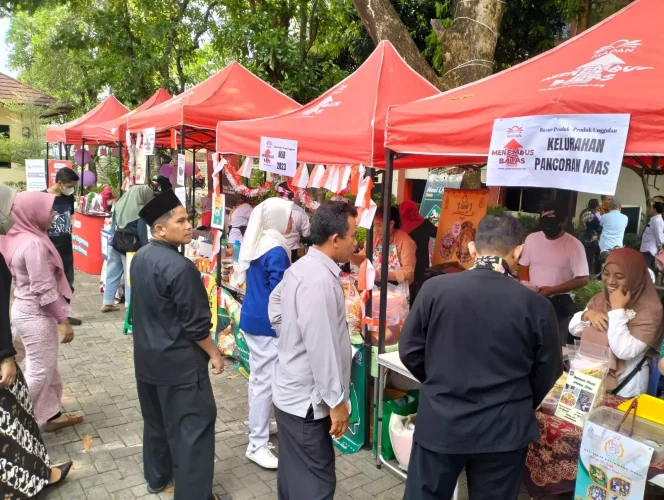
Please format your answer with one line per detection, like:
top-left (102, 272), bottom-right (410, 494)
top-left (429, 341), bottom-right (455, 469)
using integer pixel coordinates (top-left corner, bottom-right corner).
top-left (647, 356), bottom-right (661, 397)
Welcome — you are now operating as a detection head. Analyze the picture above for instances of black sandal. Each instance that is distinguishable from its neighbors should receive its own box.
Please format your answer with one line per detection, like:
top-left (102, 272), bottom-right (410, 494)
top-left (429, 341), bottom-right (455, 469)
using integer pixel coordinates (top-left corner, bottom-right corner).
top-left (45, 461), bottom-right (73, 488)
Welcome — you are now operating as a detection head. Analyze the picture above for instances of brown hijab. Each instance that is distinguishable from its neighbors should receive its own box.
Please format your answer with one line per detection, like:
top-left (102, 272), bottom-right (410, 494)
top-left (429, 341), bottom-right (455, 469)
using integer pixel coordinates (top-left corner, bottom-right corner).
top-left (581, 248), bottom-right (664, 390)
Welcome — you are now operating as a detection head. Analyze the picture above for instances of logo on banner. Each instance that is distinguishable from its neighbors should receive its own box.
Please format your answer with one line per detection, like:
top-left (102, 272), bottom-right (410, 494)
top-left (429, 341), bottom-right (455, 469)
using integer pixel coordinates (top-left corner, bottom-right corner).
top-left (491, 138), bottom-right (534, 167)
top-left (541, 39), bottom-right (652, 89)
top-left (506, 126), bottom-right (523, 138)
top-left (262, 141), bottom-right (274, 165)
top-left (604, 436), bottom-right (625, 463)
top-left (297, 84), bottom-right (347, 117)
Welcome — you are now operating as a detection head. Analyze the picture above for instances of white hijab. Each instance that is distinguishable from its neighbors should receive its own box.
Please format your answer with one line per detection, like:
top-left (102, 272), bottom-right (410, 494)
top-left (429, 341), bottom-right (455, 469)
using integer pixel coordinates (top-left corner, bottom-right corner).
top-left (232, 198), bottom-right (293, 286)
top-left (0, 183), bottom-right (17, 235)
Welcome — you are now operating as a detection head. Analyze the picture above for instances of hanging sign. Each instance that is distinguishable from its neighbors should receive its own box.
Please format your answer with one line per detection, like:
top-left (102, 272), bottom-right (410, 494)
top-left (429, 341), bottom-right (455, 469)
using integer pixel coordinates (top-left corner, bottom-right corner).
top-left (419, 169), bottom-right (464, 224)
top-left (486, 114), bottom-right (630, 195)
top-left (259, 136), bottom-right (298, 177)
top-left (432, 188), bottom-right (489, 269)
top-left (211, 193), bottom-right (225, 230)
top-left (25, 159), bottom-right (47, 191)
top-left (47, 159), bottom-right (72, 187)
top-left (177, 153), bottom-right (186, 186)
top-left (142, 127), bottom-right (156, 155)
top-left (175, 186), bottom-right (187, 208)
top-left (134, 148), bottom-right (147, 184)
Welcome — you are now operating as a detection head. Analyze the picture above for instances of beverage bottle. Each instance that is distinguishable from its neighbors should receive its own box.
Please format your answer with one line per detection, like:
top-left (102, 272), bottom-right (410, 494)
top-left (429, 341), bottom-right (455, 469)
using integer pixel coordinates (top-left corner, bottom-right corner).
top-left (233, 240), bottom-right (241, 263)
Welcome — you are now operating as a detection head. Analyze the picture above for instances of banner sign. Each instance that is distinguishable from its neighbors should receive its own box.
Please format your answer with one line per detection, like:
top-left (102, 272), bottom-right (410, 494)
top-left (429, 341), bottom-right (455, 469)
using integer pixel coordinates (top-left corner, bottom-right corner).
top-left (48, 160), bottom-right (72, 187)
top-left (211, 193), bottom-right (225, 230)
top-left (259, 136), bottom-right (298, 177)
top-left (177, 153), bottom-right (186, 186)
top-left (486, 114), bottom-right (630, 195)
top-left (143, 127), bottom-right (156, 155)
top-left (25, 159), bottom-right (47, 191)
top-left (419, 169), bottom-right (464, 223)
top-left (432, 188), bottom-right (489, 269)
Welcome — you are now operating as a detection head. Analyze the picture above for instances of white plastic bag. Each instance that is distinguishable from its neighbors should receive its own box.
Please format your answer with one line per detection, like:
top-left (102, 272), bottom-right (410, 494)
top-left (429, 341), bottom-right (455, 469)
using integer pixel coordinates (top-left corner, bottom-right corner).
top-left (389, 412), bottom-right (416, 471)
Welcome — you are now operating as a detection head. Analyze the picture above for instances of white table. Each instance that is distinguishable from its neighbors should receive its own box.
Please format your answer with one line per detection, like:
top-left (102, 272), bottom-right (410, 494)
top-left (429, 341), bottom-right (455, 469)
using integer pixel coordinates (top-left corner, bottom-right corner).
top-left (377, 351), bottom-right (459, 499)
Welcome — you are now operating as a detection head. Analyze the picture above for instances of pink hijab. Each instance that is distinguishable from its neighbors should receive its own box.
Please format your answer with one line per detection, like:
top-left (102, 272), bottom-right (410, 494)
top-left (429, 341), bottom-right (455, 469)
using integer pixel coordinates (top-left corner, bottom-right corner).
top-left (0, 191), bottom-right (72, 299)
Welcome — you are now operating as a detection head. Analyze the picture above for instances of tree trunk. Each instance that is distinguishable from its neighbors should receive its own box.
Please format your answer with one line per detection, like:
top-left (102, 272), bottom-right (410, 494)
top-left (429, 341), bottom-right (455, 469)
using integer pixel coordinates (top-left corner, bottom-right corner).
top-left (351, 0), bottom-right (442, 88)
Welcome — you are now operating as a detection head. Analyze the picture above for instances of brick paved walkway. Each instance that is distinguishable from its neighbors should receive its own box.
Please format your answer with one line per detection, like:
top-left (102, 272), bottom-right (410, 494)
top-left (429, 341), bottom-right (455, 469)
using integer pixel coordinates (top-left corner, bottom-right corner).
top-left (37, 271), bottom-right (534, 500)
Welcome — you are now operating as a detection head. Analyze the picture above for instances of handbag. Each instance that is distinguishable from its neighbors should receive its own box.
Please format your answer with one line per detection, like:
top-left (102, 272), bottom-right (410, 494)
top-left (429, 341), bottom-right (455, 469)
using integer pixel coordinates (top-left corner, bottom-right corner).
top-left (610, 355), bottom-right (648, 395)
top-left (111, 227), bottom-right (141, 254)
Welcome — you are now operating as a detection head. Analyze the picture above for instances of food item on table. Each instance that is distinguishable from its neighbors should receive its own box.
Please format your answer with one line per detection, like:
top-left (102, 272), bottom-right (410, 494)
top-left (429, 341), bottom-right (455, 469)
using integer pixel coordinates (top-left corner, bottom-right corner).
top-left (587, 484), bottom-right (607, 500)
top-left (589, 464), bottom-right (608, 487)
top-left (609, 477), bottom-right (630, 497)
top-left (560, 392), bottom-right (577, 407)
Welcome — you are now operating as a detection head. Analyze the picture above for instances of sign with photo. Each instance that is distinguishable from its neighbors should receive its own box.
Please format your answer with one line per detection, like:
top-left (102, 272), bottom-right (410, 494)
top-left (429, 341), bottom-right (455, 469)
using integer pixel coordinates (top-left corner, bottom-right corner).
top-left (211, 193), bottom-right (225, 230)
top-left (419, 169), bottom-right (464, 224)
top-left (259, 136), bottom-right (298, 177)
top-left (177, 153), bottom-right (186, 186)
top-left (486, 114), bottom-right (630, 195)
top-left (142, 127), bottom-right (156, 155)
top-left (25, 159), bottom-right (47, 191)
top-left (48, 160), bottom-right (72, 187)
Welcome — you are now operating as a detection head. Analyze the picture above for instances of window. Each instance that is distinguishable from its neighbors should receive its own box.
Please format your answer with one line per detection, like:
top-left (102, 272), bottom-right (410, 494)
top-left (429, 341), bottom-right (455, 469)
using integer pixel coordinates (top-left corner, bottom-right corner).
top-left (0, 125), bottom-right (10, 169)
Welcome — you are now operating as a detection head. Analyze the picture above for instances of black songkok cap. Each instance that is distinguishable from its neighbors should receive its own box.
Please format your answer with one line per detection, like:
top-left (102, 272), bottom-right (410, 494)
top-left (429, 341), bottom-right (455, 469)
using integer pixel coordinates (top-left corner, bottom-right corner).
top-left (139, 189), bottom-right (182, 226)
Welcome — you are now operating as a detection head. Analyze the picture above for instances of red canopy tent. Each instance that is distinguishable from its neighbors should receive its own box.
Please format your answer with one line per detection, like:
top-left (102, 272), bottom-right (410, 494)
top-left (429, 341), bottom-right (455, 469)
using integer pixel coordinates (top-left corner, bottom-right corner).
top-left (45, 96), bottom-right (130, 145)
top-left (215, 41), bottom-right (441, 169)
top-left (384, 0), bottom-right (664, 170)
top-left (81, 88), bottom-right (171, 145)
top-left (127, 62), bottom-right (300, 149)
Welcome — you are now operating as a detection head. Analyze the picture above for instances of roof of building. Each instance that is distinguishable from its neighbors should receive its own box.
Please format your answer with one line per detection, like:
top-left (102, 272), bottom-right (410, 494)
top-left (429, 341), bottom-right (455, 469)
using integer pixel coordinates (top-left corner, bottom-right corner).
top-left (0, 72), bottom-right (73, 117)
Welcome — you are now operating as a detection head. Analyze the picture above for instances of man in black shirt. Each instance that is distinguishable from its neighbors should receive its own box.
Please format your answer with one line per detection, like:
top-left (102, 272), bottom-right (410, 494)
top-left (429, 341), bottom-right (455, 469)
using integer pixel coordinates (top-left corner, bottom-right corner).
top-left (400, 213), bottom-right (562, 500)
top-left (131, 190), bottom-right (230, 500)
top-left (46, 167), bottom-right (82, 325)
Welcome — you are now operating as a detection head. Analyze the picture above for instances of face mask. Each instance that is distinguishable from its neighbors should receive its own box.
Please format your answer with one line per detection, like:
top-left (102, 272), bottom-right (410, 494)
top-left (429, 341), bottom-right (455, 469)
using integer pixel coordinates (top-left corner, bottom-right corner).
top-left (62, 186), bottom-right (75, 196)
top-left (542, 226), bottom-right (562, 239)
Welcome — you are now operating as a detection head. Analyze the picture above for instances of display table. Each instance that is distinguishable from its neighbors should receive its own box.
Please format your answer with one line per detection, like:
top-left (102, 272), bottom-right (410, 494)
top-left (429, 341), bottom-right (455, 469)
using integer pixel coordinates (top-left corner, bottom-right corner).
top-left (524, 394), bottom-right (664, 497)
top-left (377, 351), bottom-right (459, 498)
top-left (72, 213), bottom-right (107, 275)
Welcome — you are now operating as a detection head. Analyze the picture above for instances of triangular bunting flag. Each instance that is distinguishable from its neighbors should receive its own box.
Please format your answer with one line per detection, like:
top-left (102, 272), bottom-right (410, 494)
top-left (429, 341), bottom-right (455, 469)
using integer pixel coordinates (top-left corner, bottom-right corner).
top-left (293, 163), bottom-right (310, 189)
top-left (308, 164), bottom-right (326, 188)
top-left (355, 175), bottom-right (374, 209)
top-left (324, 165), bottom-right (340, 192)
top-left (339, 165), bottom-right (352, 193)
top-left (239, 156), bottom-right (254, 178)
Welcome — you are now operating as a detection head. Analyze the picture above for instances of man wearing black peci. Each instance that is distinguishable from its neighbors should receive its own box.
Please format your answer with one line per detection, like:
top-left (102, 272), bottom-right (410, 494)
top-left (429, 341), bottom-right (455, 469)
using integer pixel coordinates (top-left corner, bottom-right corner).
top-left (131, 190), bottom-right (231, 500)
top-left (400, 213), bottom-right (562, 500)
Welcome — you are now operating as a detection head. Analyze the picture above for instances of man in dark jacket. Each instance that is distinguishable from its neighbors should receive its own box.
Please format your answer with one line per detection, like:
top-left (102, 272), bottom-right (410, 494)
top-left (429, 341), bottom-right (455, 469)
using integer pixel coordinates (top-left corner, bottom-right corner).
top-left (400, 213), bottom-right (562, 500)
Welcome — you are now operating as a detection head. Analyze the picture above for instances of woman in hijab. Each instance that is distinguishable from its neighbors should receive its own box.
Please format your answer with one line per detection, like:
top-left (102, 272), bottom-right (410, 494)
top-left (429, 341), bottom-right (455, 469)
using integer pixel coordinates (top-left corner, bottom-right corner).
top-left (569, 247), bottom-right (664, 397)
top-left (101, 185), bottom-right (154, 312)
top-left (99, 186), bottom-right (116, 212)
top-left (234, 198), bottom-right (293, 470)
top-left (400, 200), bottom-right (438, 301)
top-left (0, 185), bottom-right (73, 497)
top-left (0, 191), bottom-right (82, 434)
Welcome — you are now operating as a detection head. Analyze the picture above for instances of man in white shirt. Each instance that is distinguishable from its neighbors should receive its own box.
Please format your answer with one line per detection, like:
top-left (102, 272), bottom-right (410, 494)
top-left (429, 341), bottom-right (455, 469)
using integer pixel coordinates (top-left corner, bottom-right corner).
top-left (640, 201), bottom-right (664, 270)
top-left (228, 197), bottom-right (253, 244)
top-left (599, 197), bottom-right (629, 252)
top-left (276, 182), bottom-right (311, 261)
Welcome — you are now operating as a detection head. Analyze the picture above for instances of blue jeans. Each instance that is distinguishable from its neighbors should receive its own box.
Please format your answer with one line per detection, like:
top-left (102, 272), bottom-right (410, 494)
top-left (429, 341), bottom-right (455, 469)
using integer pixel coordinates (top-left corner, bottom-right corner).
top-left (103, 246), bottom-right (129, 307)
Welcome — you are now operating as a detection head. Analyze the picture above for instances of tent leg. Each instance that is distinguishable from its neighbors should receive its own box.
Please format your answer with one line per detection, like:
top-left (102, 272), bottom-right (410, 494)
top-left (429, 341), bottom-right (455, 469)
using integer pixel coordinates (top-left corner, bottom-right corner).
top-left (58, 142), bottom-right (63, 161)
top-left (191, 147), bottom-right (197, 225)
top-left (118, 143), bottom-right (123, 193)
top-left (45, 142), bottom-right (49, 189)
top-left (180, 125), bottom-right (186, 254)
top-left (80, 139), bottom-right (86, 196)
top-left (364, 167), bottom-right (375, 450)
top-left (65, 144), bottom-right (69, 161)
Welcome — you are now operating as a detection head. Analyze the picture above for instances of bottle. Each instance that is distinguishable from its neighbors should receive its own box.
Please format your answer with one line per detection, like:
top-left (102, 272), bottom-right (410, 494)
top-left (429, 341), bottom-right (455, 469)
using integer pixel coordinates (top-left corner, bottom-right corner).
top-left (233, 240), bottom-right (241, 263)
top-left (220, 239), bottom-right (227, 261)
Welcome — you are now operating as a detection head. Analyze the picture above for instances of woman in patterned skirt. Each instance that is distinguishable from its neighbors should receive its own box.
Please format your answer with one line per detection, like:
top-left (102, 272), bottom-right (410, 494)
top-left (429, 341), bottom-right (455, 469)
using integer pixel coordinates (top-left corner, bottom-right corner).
top-left (0, 184), bottom-right (72, 498)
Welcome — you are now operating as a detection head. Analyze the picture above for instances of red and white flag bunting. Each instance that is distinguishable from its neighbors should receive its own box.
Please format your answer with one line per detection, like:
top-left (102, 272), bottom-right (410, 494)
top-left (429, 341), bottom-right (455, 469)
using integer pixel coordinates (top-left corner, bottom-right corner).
top-left (324, 165), bottom-right (340, 192)
top-left (307, 164), bottom-right (326, 188)
top-left (239, 156), bottom-right (254, 178)
top-left (355, 174), bottom-right (374, 209)
top-left (292, 163), bottom-right (309, 189)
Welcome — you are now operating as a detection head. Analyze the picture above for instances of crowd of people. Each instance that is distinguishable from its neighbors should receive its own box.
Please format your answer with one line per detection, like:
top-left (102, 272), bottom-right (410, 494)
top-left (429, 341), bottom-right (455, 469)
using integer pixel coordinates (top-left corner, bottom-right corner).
top-left (2, 175), bottom-right (664, 499)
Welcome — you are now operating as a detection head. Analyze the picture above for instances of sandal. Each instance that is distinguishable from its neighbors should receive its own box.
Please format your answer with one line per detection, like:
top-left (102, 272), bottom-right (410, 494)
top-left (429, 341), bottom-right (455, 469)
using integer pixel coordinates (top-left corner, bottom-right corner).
top-left (45, 461), bottom-right (73, 488)
top-left (43, 414), bottom-right (83, 433)
top-left (101, 305), bottom-right (120, 313)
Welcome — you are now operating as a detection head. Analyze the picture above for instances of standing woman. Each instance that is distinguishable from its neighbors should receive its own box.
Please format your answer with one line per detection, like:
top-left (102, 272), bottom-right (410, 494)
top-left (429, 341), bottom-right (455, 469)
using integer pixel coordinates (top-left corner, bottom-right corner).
top-left (0, 191), bottom-right (81, 432)
top-left (234, 198), bottom-right (293, 470)
top-left (101, 185), bottom-right (154, 312)
top-left (400, 200), bottom-right (438, 302)
top-left (0, 184), bottom-right (73, 497)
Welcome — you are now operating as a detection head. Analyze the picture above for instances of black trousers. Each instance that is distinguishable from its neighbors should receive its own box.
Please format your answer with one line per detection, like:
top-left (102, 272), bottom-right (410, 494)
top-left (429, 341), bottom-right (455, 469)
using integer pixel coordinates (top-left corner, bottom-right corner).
top-left (274, 405), bottom-right (335, 500)
top-left (137, 374), bottom-right (217, 500)
top-left (583, 240), bottom-right (600, 275)
top-left (403, 442), bottom-right (528, 500)
top-left (642, 251), bottom-right (656, 270)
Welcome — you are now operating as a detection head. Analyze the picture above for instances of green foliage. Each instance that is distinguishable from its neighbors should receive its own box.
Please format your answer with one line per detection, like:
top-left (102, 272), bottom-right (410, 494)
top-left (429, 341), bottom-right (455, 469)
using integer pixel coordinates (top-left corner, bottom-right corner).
top-left (3, 180), bottom-right (27, 192)
top-left (623, 232), bottom-right (641, 251)
top-left (0, 103), bottom-right (46, 165)
top-left (356, 226), bottom-right (366, 244)
top-left (487, 205), bottom-right (541, 235)
top-left (573, 279), bottom-right (605, 310)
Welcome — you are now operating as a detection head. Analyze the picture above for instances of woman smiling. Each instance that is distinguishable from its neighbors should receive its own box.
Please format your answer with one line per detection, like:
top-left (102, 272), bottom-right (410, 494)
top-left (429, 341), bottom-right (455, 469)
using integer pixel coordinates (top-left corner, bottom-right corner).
top-left (569, 248), bottom-right (664, 397)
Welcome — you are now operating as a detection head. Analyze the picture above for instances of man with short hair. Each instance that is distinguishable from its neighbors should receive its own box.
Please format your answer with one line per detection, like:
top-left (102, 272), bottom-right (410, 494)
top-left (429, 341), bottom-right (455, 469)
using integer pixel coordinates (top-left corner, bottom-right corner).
top-left (401, 213), bottom-right (562, 500)
top-left (579, 199), bottom-right (602, 274)
top-left (600, 194), bottom-right (613, 215)
top-left (268, 200), bottom-right (357, 500)
top-left (131, 190), bottom-right (230, 500)
top-left (599, 197), bottom-right (628, 252)
top-left (519, 202), bottom-right (589, 347)
top-left (46, 167), bottom-right (82, 325)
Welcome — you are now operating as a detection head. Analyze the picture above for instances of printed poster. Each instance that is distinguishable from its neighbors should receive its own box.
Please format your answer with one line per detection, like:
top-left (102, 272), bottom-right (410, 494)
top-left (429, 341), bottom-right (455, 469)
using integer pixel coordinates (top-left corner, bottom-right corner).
top-left (575, 420), bottom-right (654, 499)
top-left (134, 148), bottom-right (147, 185)
top-left (177, 153), bottom-right (186, 186)
top-left (211, 193), bottom-right (225, 230)
top-left (486, 114), bottom-right (630, 195)
top-left (419, 169), bottom-right (464, 223)
top-left (555, 370), bottom-right (603, 427)
top-left (25, 159), bottom-right (47, 191)
top-left (432, 188), bottom-right (489, 269)
top-left (142, 127), bottom-right (156, 155)
top-left (48, 160), bottom-right (72, 187)
top-left (333, 346), bottom-right (366, 454)
top-left (259, 136), bottom-right (298, 177)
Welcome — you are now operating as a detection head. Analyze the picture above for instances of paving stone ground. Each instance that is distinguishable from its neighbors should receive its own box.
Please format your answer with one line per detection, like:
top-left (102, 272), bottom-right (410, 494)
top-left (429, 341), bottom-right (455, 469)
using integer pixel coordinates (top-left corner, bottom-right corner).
top-left (36, 271), bottom-right (536, 500)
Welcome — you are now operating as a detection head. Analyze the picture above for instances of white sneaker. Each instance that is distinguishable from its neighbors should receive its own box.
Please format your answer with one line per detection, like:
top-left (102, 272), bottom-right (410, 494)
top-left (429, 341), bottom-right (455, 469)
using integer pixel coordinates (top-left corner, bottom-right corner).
top-left (246, 443), bottom-right (278, 469)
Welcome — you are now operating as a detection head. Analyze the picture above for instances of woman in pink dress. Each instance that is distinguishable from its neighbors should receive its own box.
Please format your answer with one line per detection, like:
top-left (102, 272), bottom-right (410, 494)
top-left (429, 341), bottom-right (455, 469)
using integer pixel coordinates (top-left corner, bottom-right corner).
top-left (0, 191), bottom-right (82, 432)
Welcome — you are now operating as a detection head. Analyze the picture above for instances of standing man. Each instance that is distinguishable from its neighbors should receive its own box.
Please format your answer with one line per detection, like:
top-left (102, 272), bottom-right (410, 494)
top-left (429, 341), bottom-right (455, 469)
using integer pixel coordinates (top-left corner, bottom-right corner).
top-left (578, 199), bottom-right (601, 275)
top-left (131, 190), bottom-right (230, 500)
top-left (46, 167), bottom-right (82, 325)
top-left (599, 197), bottom-right (629, 253)
top-left (401, 213), bottom-right (562, 500)
top-left (600, 194), bottom-right (614, 216)
top-left (276, 182), bottom-right (311, 261)
top-left (519, 202), bottom-right (589, 347)
top-left (268, 200), bottom-right (357, 499)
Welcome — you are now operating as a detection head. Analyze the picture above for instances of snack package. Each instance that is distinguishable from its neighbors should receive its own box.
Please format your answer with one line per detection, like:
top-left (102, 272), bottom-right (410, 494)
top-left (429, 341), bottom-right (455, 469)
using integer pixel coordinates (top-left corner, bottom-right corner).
top-left (341, 276), bottom-right (363, 337)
